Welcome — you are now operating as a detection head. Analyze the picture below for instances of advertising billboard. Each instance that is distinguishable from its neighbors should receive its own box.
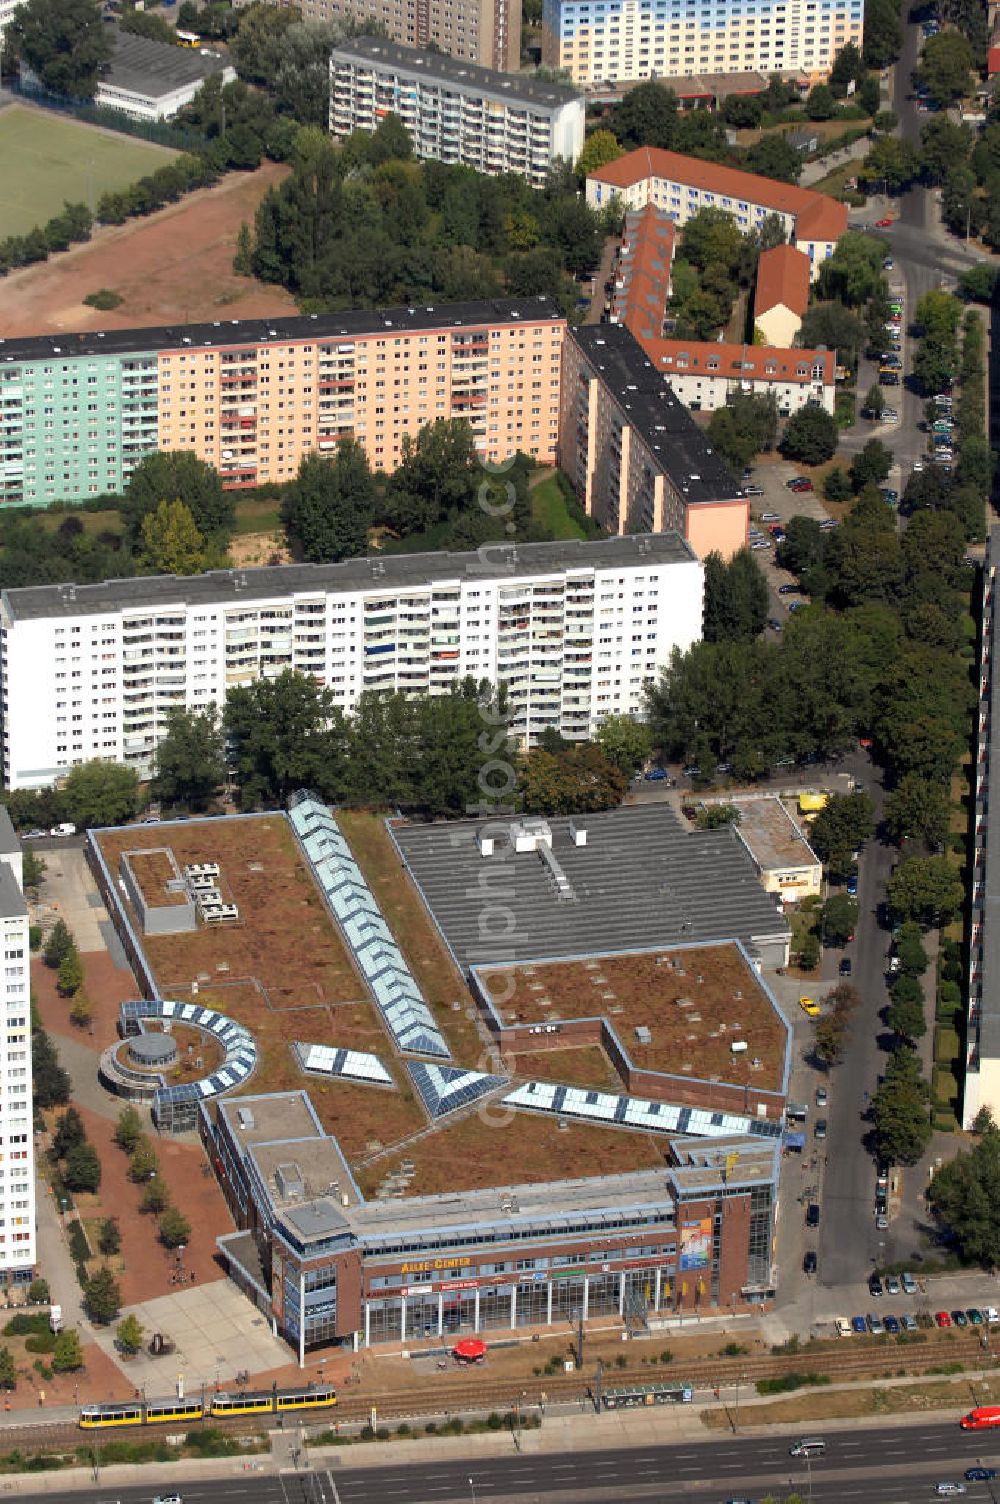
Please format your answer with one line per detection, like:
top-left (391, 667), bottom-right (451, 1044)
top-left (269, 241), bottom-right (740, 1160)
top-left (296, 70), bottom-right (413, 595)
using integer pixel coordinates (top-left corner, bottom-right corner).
top-left (679, 1217), bottom-right (712, 1271)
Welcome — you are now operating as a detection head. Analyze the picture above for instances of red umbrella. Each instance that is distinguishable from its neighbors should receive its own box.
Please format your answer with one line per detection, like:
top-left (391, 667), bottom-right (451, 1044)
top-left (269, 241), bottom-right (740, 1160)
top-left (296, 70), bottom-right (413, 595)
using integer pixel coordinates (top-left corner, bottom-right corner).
top-left (452, 1338), bottom-right (487, 1362)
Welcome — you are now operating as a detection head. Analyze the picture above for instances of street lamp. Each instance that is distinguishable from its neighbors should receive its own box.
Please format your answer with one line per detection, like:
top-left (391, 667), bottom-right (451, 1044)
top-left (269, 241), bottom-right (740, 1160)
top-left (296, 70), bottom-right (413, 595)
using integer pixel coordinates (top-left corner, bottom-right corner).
top-left (469, 1478), bottom-right (477, 1504)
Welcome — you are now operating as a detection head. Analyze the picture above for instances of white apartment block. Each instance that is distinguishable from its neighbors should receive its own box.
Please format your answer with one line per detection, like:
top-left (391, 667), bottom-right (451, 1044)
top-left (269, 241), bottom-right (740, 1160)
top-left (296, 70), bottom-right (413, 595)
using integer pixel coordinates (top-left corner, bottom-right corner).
top-left (0, 537), bottom-right (704, 789)
top-left (542, 0), bottom-right (864, 86)
top-left (329, 37), bottom-right (585, 187)
top-left (0, 811), bottom-right (34, 1284)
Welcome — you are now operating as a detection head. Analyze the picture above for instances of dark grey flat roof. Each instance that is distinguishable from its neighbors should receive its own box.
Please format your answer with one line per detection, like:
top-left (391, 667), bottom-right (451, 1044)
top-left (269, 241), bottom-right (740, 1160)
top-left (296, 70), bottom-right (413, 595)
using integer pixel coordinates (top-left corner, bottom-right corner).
top-left (0, 808), bottom-right (18, 858)
top-left (2, 533), bottom-right (695, 621)
top-left (0, 295), bottom-right (563, 366)
top-left (103, 31), bottom-right (230, 98)
top-left (0, 864), bottom-right (26, 920)
top-left (393, 804), bottom-right (790, 971)
top-left (331, 35), bottom-right (582, 111)
top-left (570, 325), bottom-right (740, 509)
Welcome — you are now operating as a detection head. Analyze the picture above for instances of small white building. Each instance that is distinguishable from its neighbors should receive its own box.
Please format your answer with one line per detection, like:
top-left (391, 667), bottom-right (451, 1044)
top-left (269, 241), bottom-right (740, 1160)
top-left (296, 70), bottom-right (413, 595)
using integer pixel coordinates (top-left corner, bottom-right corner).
top-left (329, 35), bottom-right (585, 188)
top-left (96, 31), bottom-right (234, 123)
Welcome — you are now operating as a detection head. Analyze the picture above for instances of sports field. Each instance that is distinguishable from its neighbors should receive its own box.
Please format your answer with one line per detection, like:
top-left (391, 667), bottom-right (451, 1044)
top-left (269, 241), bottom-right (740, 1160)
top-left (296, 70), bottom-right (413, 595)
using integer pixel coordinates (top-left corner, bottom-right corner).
top-left (0, 105), bottom-right (178, 237)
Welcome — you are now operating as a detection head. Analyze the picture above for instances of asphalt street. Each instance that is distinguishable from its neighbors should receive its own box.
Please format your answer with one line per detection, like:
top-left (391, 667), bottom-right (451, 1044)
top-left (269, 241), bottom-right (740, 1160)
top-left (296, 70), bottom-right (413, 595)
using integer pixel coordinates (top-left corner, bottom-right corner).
top-left (15, 1421), bottom-right (1000, 1504)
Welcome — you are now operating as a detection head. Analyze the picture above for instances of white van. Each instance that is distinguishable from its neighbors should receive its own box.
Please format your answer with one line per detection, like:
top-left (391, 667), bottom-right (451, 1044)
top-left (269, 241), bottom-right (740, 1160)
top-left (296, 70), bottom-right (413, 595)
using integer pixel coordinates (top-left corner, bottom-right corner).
top-left (790, 1437), bottom-right (826, 1457)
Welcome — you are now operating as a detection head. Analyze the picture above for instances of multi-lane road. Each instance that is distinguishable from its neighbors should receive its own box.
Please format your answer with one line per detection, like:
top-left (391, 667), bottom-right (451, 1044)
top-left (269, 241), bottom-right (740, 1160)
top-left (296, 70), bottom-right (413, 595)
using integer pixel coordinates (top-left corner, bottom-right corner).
top-left (15, 1421), bottom-right (1000, 1504)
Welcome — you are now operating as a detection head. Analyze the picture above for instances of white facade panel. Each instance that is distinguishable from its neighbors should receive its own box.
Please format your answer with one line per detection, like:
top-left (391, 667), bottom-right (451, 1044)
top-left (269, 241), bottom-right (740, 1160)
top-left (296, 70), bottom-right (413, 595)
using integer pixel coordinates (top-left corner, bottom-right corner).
top-left (0, 545), bottom-right (703, 788)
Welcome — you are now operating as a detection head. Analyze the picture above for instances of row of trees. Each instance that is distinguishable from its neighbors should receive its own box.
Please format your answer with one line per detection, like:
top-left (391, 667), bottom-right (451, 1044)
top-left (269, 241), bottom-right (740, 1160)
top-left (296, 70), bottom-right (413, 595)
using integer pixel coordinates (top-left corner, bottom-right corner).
top-left (147, 673), bottom-right (639, 818)
top-left (114, 1105), bottom-right (192, 1246)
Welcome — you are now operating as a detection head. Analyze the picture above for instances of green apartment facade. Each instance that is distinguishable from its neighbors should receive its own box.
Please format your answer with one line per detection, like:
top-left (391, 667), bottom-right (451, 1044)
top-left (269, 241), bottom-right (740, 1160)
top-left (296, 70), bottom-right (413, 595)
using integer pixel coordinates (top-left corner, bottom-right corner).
top-left (0, 347), bottom-right (158, 507)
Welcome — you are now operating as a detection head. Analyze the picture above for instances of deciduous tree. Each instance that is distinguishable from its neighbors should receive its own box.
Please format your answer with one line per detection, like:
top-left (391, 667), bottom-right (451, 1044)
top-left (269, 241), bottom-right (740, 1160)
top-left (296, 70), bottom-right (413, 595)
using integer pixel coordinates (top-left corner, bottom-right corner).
top-left (139, 500), bottom-right (210, 577)
top-left (282, 441), bottom-right (374, 562)
top-left (887, 855), bottom-right (964, 928)
top-left (873, 1043), bottom-right (932, 1165)
top-left (60, 760), bottom-right (140, 830)
top-left (84, 1266), bottom-right (122, 1324)
top-left (64, 1141), bottom-right (102, 1192)
top-left (780, 405), bottom-right (839, 465)
top-left (14, 0), bottom-right (112, 98)
top-left (52, 1330), bottom-right (84, 1372)
top-left (152, 706), bottom-right (226, 811)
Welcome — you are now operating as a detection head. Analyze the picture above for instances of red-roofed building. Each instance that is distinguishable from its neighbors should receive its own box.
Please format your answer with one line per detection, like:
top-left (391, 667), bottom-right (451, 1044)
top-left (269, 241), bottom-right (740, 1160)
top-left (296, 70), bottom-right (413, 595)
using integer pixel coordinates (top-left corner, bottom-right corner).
top-left (586, 148), bottom-right (847, 280)
top-left (643, 337), bottom-right (835, 416)
top-left (753, 243), bottom-right (812, 345)
top-left (607, 206), bottom-right (676, 341)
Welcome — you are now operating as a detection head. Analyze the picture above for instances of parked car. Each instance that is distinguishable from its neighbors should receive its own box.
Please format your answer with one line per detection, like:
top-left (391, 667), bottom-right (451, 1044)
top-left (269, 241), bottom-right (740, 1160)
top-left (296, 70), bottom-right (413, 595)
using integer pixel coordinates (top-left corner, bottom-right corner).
top-left (901, 1272), bottom-right (917, 1296)
top-left (967, 1308), bottom-right (984, 1325)
top-left (883, 256), bottom-right (894, 269)
top-left (839, 957), bottom-right (852, 977)
top-left (644, 767), bottom-right (668, 781)
top-left (886, 1274), bottom-right (901, 1295)
top-left (876, 1212), bottom-right (889, 1230)
top-left (846, 875), bottom-right (858, 896)
top-left (851, 1315), bottom-right (867, 1333)
top-left (902, 1313), bottom-right (919, 1332)
top-left (875, 216), bottom-right (894, 227)
top-left (935, 1311), bottom-right (952, 1328)
top-left (799, 996), bottom-right (820, 1016)
top-left (884, 1314), bottom-right (901, 1334)
top-left (816, 1087), bottom-right (828, 1108)
top-left (814, 1118), bottom-right (828, 1141)
top-left (743, 484), bottom-right (764, 496)
top-left (768, 618), bottom-right (783, 633)
top-left (778, 584), bottom-right (799, 595)
top-left (869, 1273), bottom-right (883, 1297)
top-left (804, 1250), bottom-right (817, 1274)
top-left (761, 511), bottom-right (780, 522)
top-left (867, 1313), bottom-right (884, 1335)
top-left (880, 372), bottom-right (900, 386)
top-left (951, 1310), bottom-right (969, 1327)
top-left (806, 1202), bottom-right (820, 1227)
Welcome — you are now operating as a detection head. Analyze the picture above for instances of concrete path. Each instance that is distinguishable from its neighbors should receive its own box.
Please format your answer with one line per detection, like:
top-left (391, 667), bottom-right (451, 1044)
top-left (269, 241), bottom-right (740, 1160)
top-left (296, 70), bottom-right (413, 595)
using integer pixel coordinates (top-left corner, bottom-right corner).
top-left (91, 1280), bottom-right (292, 1396)
top-left (34, 848), bottom-right (108, 952)
top-left (35, 1179), bottom-right (89, 1337)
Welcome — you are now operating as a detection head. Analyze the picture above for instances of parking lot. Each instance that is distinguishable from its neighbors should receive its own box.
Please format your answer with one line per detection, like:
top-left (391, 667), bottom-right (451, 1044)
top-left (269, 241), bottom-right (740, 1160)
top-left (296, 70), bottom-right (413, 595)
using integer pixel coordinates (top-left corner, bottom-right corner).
top-left (743, 457), bottom-right (834, 631)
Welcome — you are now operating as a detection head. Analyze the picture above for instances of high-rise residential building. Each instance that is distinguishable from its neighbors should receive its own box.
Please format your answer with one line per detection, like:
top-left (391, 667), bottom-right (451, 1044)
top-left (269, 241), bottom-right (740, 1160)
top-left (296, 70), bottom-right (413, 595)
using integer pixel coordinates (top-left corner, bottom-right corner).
top-left (329, 37), bottom-right (585, 188)
top-left (0, 811), bottom-right (34, 1285)
top-left (586, 148), bottom-right (848, 278)
top-left (559, 324), bottom-right (748, 558)
top-left (964, 527), bottom-right (1000, 1127)
top-left (0, 534), bottom-right (704, 788)
top-left (268, 0), bottom-right (520, 72)
top-left (0, 299), bottom-right (566, 506)
top-left (542, 0), bottom-right (862, 86)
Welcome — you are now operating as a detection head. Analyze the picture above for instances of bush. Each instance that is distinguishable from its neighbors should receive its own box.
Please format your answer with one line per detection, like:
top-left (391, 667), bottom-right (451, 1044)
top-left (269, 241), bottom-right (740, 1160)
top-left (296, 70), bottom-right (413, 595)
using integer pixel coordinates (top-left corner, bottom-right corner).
top-left (68, 1222), bottom-right (92, 1264)
top-left (25, 1333), bottom-right (56, 1354)
top-left (4, 1312), bottom-right (48, 1337)
top-left (27, 1278), bottom-right (49, 1305)
top-left (83, 289), bottom-right (123, 310)
top-left (29, 925), bottom-right (42, 951)
top-left (757, 1371), bottom-right (831, 1395)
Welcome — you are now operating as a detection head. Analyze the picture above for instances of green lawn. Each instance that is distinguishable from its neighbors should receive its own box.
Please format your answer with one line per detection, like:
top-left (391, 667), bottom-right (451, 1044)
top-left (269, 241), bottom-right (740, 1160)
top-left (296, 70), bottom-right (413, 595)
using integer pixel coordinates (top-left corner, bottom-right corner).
top-left (530, 473), bottom-right (587, 540)
top-left (232, 496), bottom-right (283, 536)
top-left (0, 106), bottom-right (178, 237)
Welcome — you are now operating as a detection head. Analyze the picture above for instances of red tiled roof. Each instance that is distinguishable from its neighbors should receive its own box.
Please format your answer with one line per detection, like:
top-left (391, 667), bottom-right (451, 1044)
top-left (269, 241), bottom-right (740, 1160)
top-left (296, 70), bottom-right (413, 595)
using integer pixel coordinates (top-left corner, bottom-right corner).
top-left (589, 147), bottom-right (847, 243)
top-left (642, 336), bottom-right (835, 387)
top-left (753, 243), bottom-right (811, 320)
top-left (610, 205), bottom-right (676, 341)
